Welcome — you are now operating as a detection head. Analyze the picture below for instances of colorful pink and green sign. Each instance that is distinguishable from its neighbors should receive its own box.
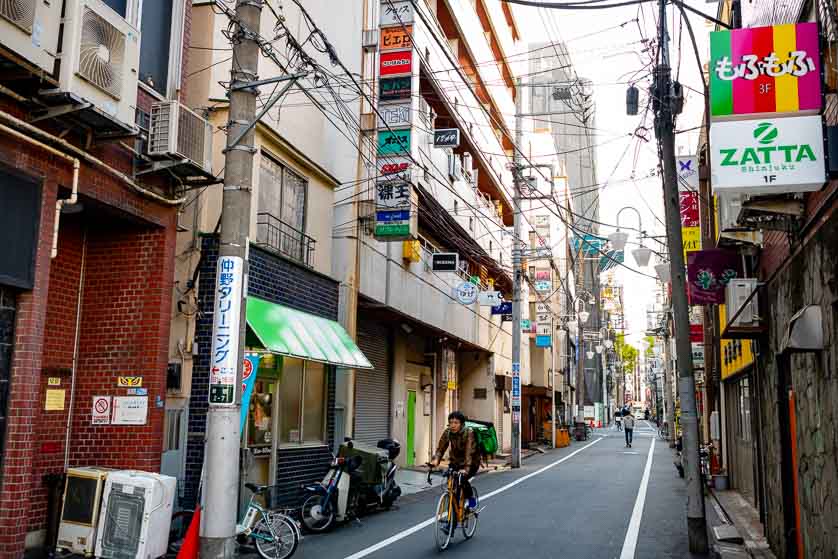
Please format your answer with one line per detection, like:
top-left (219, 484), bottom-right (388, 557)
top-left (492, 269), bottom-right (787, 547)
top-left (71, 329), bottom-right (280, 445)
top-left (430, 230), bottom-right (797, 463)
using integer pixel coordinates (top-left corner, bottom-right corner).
top-left (710, 23), bottom-right (821, 118)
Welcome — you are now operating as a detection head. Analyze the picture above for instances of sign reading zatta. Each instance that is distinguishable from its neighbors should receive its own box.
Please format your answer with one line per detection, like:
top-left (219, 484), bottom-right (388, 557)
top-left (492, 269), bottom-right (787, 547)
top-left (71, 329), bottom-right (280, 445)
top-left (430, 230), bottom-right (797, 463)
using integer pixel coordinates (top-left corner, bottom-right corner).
top-left (710, 23), bottom-right (821, 118)
top-left (381, 26), bottom-right (413, 51)
top-left (709, 115), bottom-right (825, 195)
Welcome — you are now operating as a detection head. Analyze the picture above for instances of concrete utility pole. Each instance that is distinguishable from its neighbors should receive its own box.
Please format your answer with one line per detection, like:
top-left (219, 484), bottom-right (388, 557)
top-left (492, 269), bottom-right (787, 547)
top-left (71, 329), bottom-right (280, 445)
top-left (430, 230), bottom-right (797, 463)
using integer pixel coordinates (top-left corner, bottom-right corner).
top-left (202, 0), bottom-right (261, 557)
top-left (511, 77), bottom-right (523, 469)
top-left (654, 0), bottom-right (707, 551)
top-left (663, 325), bottom-right (675, 447)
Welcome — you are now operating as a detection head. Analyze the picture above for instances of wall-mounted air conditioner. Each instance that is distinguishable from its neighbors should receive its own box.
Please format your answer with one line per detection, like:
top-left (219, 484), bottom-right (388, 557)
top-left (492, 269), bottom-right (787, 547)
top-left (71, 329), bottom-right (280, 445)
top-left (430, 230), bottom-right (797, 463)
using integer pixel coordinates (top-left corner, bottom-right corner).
top-left (57, 467), bottom-right (113, 557)
top-left (148, 101), bottom-right (213, 174)
top-left (0, 0), bottom-right (62, 74)
top-left (96, 470), bottom-right (176, 559)
top-left (726, 278), bottom-right (759, 328)
top-left (58, 0), bottom-right (140, 127)
top-left (448, 150), bottom-right (463, 180)
top-left (718, 193), bottom-right (746, 232)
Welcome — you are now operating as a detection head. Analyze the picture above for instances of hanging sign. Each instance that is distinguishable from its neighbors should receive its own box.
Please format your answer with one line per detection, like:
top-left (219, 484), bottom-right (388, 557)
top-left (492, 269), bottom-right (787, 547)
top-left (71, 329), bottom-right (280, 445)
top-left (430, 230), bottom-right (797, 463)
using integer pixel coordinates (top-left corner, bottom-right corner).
top-left (501, 313), bottom-right (513, 322)
top-left (240, 354), bottom-right (262, 432)
top-left (478, 291), bottom-right (502, 307)
top-left (381, 26), bottom-right (413, 51)
top-left (376, 178), bottom-right (412, 209)
top-left (492, 301), bottom-right (512, 315)
top-left (209, 255), bottom-right (243, 405)
top-left (678, 155), bottom-right (699, 191)
top-left (454, 281), bottom-right (479, 305)
top-left (432, 252), bottom-right (459, 272)
top-left (534, 280), bottom-right (551, 292)
top-left (710, 116), bottom-right (826, 195)
top-left (687, 249), bottom-right (741, 305)
top-left (521, 319), bottom-right (531, 331)
top-left (534, 270), bottom-right (551, 282)
top-left (536, 323), bottom-right (551, 336)
top-left (710, 23), bottom-right (821, 119)
top-left (380, 51), bottom-right (413, 76)
top-left (375, 183), bottom-right (416, 239)
top-left (433, 128), bottom-right (461, 148)
top-left (536, 335), bottom-right (552, 348)
top-left (378, 103), bottom-right (411, 129)
top-left (682, 227), bottom-right (701, 259)
top-left (378, 156), bottom-right (412, 183)
top-left (379, 76), bottom-right (411, 102)
top-left (380, 0), bottom-right (413, 26)
top-left (679, 191), bottom-right (699, 228)
top-left (378, 129), bottom-right (411, 155)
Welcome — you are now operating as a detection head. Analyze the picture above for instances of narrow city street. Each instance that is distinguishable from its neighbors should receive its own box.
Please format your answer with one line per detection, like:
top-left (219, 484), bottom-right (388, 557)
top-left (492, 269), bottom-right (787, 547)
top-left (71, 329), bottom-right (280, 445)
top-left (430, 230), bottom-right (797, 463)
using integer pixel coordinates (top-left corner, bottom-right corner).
top-left (289, 422), bottom-right (707, 559)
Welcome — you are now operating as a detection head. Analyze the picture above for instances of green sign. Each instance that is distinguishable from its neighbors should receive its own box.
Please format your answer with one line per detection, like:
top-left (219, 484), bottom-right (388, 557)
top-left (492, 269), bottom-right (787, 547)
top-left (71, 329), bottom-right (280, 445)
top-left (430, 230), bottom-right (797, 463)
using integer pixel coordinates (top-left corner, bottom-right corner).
top-left (375, 223), bottom-right (410, 237)
top-left (378, 129), bottom-right (411, 156)
top-left (521, 319), bottom-right (531, 331)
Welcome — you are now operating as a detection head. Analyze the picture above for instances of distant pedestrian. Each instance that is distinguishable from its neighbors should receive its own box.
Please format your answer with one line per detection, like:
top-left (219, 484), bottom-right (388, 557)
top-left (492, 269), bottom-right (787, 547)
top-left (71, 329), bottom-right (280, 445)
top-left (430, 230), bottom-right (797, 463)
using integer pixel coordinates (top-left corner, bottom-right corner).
top-left (623, 410), bottom-right (636, 447)
top-left (615, 410), bottom-right (622, 431)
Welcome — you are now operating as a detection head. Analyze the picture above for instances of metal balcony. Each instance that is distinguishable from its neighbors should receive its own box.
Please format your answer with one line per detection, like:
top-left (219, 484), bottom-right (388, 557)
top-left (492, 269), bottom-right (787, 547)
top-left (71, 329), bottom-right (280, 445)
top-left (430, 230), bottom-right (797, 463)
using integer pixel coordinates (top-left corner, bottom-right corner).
top-left (256, 212), bottom-right (316, 268)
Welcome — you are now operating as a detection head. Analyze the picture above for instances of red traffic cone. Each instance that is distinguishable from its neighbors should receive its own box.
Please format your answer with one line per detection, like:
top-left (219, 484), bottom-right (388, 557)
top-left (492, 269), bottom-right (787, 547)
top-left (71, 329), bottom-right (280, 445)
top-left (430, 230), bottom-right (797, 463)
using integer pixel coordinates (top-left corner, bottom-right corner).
top-left (597, 420), bottom-right (602, 428)
top-left (176, 505), bottom-right (201, 559)
top-left (589, 420), bottom-right (594, 429)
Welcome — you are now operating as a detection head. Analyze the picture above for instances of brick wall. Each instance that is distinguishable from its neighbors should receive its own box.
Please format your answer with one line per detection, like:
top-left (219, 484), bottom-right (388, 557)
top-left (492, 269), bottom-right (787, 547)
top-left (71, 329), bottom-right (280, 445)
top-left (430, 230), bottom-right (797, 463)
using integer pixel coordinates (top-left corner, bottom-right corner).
top-left (756, 208), bottom-right (838, 558)
top-left (184, 236), bottom-right (339, 508)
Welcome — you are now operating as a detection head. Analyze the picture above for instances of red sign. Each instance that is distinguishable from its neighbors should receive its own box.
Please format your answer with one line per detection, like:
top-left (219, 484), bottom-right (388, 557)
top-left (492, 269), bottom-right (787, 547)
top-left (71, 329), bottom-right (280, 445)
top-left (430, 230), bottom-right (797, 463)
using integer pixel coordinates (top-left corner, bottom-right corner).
top-left (690, 324), bottom-right (703, 343)
top-left (380, 51), bottom-right (412, 76)
top-left (40, 442), bottom-right (61, 453)
top-left (679, 191), bottom-right (699, 228)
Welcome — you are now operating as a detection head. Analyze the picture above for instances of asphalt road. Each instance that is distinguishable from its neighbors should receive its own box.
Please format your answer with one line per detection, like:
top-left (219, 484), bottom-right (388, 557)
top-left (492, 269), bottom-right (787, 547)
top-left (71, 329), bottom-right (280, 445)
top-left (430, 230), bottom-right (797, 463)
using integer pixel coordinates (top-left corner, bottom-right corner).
top-left (277, 420), bottom-right (710, 559)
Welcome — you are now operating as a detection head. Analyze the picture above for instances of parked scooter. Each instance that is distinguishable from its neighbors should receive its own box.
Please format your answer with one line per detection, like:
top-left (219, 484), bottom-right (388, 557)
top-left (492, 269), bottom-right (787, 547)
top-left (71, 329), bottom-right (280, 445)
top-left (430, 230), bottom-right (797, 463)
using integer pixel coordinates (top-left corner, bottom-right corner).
top-left (301, 438), bottom-right (402, 532)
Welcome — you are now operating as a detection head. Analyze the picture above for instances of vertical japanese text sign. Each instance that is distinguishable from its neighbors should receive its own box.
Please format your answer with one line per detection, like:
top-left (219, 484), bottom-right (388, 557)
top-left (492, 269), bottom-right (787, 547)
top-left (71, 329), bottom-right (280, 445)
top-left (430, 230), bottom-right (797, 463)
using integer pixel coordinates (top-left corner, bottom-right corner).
top-left (209, 256), bottom-right (244, 405)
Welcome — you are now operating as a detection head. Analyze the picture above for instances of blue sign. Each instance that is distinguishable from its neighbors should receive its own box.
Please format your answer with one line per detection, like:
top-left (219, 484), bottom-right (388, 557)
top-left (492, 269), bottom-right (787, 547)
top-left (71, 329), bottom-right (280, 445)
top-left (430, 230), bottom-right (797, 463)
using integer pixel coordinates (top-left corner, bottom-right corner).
top-left (512, 375), bottom-right (521, 397)
top-left (240, 354), bottom-right (262, 433)
top-left (491, 301), bottom-right (512, 315)
top-left (535, 335), bottom-right (552, 348)
top-left (512, 362), bottom-right (520, 373)
top-left (376, 210), bottom-right (410, 222)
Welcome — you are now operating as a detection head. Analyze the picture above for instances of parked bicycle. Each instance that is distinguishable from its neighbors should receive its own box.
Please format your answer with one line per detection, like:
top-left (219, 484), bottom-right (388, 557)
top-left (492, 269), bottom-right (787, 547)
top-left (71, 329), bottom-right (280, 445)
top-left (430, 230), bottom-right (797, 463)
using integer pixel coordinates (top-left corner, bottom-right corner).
top-left (238, 483), bottom-right (301, 559)
top-left (426, 465), bottom-right (480, 551)
top-left (167, 484), bottom-right (300, 559)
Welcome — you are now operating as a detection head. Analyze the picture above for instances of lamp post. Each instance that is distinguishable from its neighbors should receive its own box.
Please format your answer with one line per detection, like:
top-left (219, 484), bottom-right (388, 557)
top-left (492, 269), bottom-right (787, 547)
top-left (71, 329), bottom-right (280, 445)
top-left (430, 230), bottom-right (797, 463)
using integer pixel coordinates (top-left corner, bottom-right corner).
top-left (609, 206), bottom-right (656, 268)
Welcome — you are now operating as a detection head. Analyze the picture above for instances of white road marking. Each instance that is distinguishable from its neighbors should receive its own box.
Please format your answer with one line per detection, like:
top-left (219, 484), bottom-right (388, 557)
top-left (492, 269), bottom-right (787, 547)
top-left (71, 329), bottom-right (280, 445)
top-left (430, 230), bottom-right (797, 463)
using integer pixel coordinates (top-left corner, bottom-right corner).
top-left (620, 436), bottom-right (656, 559)
top-left (342, 437), bottom-right (604, 559)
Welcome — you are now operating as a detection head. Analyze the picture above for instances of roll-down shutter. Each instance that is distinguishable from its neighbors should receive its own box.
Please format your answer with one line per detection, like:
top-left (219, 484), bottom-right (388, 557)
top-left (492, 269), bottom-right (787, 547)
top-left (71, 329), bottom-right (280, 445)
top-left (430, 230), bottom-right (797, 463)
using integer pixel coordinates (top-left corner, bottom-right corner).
top-left (354, 319), bottom-right (391, 445)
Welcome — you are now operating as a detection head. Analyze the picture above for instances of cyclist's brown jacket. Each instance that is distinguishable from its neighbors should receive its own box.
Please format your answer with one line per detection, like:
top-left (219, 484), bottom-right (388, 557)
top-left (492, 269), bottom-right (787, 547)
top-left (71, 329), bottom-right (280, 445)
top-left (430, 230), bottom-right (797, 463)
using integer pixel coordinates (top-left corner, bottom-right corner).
top-left (434, 427), bottom-right (477, 470)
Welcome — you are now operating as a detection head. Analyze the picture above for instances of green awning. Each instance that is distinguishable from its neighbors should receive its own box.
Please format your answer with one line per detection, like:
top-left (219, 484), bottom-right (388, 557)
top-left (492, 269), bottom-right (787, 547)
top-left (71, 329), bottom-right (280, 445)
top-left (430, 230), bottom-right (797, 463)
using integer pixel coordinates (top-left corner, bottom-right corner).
top-left (246, 296), bottom-right (372, 369)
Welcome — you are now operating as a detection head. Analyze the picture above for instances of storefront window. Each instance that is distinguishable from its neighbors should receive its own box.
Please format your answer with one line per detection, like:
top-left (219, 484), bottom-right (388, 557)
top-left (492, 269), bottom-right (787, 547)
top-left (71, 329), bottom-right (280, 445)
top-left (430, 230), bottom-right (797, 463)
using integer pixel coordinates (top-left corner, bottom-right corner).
top-left (279, 358), bottom-right (326, 445)
top-left (247, 379), bottom-right (275, 448)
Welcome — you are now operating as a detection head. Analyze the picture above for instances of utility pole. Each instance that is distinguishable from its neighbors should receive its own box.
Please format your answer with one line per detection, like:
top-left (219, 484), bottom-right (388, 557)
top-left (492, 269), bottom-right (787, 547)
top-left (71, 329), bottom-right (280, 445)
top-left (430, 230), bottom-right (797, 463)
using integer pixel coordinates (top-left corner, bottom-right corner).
top-left (654, 0), bottom-right (707, 551)
top-left (663, 325), bottom-right (675, 447)
top-left (202, 1), bottom-right (261, 557)
top-left (511, 77), bottom-right (523, 469)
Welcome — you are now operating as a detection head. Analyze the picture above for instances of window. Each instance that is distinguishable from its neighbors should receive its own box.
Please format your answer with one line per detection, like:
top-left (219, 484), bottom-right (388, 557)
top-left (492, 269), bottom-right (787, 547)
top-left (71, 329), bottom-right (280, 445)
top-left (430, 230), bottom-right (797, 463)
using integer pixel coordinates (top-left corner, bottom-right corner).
top-left (248, 378), bottom-right (276, 447)
top-left (138, 1), bottom-right (184, 97)
top-left (278, 358), bottom-right (326, 445)
top-left (259, 155), bottom-right (307, 231)
top-left (102, 0), bottom-right (128, 17)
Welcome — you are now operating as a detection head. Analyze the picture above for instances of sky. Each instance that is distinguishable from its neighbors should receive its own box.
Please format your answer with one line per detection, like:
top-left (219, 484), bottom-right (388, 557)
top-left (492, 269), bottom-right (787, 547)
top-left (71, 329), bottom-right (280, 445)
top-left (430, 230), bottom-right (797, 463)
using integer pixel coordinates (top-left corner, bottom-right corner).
top-left (510, 0), bottom-right (714, 348)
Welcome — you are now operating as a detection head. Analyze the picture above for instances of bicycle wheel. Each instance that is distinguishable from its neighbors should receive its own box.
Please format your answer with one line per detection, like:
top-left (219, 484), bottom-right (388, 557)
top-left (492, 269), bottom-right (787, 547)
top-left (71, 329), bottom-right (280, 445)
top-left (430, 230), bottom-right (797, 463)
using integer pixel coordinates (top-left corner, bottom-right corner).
top-left (434, 492), bottom-right (453, 551)
top-left (461, 487), bottom-right (479, 540)
top-left (253, 513), bottom-right (298, 559)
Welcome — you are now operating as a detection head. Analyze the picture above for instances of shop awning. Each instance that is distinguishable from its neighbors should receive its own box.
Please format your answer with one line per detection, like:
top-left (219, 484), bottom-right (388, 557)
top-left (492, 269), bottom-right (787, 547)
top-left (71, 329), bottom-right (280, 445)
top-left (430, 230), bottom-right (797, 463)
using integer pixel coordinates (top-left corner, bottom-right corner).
top-left (246, 297), bottom-right (373, 369)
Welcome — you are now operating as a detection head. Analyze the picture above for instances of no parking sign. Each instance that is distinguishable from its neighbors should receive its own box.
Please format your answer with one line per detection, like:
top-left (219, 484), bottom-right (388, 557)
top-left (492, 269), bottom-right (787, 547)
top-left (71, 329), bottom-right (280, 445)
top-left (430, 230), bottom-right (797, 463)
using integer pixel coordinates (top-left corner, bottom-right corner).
top-left (92, 396), bottom-right (111, 425)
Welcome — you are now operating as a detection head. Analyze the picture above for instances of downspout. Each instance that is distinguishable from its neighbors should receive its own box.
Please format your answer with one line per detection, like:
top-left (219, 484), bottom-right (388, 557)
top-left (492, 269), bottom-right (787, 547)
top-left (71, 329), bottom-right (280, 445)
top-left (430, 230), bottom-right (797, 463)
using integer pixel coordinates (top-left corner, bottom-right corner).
top-left (0, 123), bottom-right (80, 258)
top-left (64, 227), bottom-right (87, 471)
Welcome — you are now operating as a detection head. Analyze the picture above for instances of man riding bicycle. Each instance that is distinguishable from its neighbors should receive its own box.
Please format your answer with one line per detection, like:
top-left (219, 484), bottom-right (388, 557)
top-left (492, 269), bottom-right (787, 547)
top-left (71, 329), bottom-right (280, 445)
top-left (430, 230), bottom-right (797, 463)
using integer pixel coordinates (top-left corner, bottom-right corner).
top-left (429, 411), bottom-right (479, 510)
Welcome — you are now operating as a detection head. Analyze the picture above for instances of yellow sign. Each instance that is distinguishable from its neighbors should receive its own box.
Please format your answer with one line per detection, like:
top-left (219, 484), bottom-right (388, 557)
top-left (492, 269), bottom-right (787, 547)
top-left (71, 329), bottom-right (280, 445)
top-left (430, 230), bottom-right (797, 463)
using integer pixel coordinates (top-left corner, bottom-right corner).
top-left (447, 380), bottom-right (457, 391)
top-left (681, 227), bottom-right (701, 259)
top-left (381, 26), bottom-right (413, 51)
top-left (719, 304), bottom-right (755, 379)
top-left (117, 376), bottom-right (143, 388)
top-left (45, 389), bottom-right (66, 411)
top-left (47, 377), bottom-right (61, 386)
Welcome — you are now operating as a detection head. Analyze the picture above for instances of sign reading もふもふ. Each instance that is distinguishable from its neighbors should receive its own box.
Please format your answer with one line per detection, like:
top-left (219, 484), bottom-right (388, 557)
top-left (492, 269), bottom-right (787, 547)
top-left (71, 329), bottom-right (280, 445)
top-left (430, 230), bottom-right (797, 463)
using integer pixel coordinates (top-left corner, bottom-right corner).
top-left (709, 116), bottom-right (825, 195)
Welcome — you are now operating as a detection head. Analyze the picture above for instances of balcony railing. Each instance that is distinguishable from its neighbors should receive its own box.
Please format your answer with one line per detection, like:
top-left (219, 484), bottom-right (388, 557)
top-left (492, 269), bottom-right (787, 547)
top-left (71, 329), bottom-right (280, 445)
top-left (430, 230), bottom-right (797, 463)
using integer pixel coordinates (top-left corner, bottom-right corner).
top-left (256, 212), bottom-right (316, 268)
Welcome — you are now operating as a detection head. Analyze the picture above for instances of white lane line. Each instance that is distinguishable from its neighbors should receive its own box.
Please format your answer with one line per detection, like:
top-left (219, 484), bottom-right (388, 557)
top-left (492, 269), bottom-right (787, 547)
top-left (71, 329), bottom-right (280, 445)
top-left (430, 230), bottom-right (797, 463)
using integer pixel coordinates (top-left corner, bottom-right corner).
top-left (343, 437), bottom-right (604, 559)
top-left (620, 436), bottom-right (656, 559)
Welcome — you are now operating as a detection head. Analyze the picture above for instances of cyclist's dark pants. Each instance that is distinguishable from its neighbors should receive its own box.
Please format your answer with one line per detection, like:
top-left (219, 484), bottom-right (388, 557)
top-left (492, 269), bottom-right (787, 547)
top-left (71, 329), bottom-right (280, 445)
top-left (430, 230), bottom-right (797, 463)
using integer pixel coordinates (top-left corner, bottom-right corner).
top-left (452, 464), bottom-right (480, 500)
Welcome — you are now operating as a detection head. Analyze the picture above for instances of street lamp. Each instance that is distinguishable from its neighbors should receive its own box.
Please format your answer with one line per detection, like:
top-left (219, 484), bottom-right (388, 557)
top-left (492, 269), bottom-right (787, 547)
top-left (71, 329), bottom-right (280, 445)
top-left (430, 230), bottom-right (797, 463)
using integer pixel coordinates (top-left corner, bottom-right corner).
top-left (578, 310), bottom-right (590, 324)
top-left (611, 206), bottom-right (654, 267)
top-left (604, 339), bottom-right (614, 349)
top-left (632, 246), bottom-right (653, 267)
top-left (595, 344), bottom-right (604, 354)
top-left (586, 348), bottom-right (595, 360)
top-left (655, 262), bottom-right (671, 282)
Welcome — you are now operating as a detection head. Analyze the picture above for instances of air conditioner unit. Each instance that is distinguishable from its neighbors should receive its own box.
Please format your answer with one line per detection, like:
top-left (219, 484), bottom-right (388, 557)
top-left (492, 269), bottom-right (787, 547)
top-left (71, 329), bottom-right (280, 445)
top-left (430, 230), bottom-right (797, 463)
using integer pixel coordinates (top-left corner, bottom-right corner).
top-left (718, 193), bottom-right (746, 232)
top-left (448, 150), bottom-right (462, 180)
top-left (57, 467), bottom-right (113, 557)
top-left (96, 471), bottom-right (176, 559)
top-left (148, 101), bottom-right (213, 174)
top-left (0, 0), bottom-right (62, 74)
top-left (58, 0), bottom-right (140, 127)
top-left (462, 152), bottom-right (473, 178)
top-left (726, 278), bottom-right (759, 328)
top-left (362, 29), bottom-right (378, 51)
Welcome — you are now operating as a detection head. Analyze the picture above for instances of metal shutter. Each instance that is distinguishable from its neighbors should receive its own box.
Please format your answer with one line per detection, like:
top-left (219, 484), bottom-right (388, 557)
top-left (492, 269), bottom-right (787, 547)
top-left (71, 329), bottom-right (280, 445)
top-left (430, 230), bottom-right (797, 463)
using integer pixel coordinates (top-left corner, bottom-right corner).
top-left (354, 319), bottom-right (391, 445)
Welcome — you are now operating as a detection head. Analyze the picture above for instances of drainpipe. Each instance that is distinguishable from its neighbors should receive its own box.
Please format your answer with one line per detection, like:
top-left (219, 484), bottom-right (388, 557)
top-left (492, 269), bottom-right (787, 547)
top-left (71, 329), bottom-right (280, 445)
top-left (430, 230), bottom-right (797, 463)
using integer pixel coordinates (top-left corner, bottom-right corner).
top-left (0, 123), bottom-right (80, 258)
top-left (64, 228), bottom-right (87, 471)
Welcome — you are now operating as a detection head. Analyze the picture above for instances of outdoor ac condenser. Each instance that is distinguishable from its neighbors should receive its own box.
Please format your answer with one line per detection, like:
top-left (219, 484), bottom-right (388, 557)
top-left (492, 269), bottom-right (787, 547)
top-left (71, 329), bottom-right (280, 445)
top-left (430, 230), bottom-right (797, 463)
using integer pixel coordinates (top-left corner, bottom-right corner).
top-left (57, 467), bottom-right (113, 556)
top-left (95, 470), bottom-right (176, 559)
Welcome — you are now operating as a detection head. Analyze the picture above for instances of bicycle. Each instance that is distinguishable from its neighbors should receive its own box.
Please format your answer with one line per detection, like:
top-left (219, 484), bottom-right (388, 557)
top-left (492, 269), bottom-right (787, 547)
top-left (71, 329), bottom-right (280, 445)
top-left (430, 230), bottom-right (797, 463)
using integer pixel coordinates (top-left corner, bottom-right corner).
top-left (426, 465), bottom-right (479, 551)
top-left (238, 483), bottom-right (301, 559)
top-left (658, 422), bottom-right (669, 441)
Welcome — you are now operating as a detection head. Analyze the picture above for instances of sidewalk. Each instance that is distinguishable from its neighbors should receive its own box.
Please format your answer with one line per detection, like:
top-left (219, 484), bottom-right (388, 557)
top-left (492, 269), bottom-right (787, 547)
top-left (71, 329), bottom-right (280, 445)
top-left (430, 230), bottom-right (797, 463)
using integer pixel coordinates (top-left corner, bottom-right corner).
top-left (708, 489), bottom-right (776, 559)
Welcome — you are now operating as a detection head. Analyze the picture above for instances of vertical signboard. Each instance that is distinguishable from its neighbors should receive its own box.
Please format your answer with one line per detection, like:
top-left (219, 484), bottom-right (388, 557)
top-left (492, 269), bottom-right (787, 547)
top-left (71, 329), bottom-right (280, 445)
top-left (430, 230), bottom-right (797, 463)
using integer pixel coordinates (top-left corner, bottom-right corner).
top-left (209, 255), bottom-right (244, 405)
top-left (380, 51), bottom-right (413, 76)
top-left (375, 181), bottom-right (417, 240)
top-left (380, 0), bottom-right (413, 26)
top-left (379, 76), bottom-right (411, 102)
top-left (381, 26), bottom-right (413, 50)
top-left (377, 129), bottom-right (411, 156)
